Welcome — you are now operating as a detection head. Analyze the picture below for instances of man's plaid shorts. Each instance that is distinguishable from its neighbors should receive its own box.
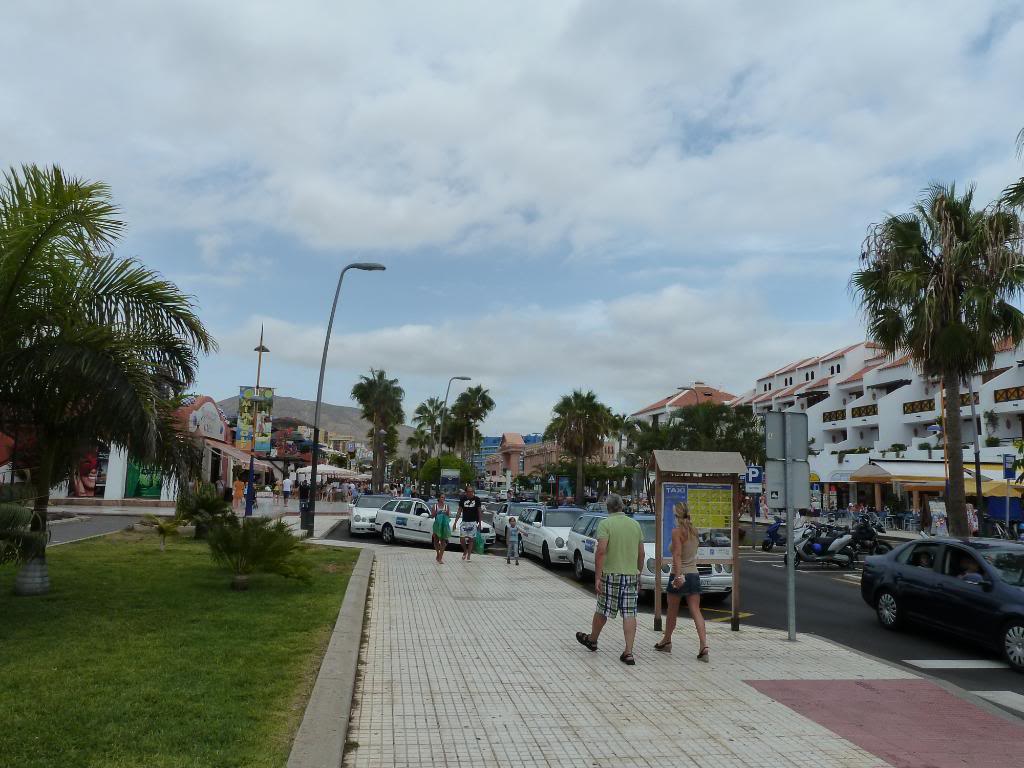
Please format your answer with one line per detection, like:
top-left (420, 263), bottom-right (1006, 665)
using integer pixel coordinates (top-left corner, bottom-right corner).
top-left (596, 573), bottom-right (638, 618)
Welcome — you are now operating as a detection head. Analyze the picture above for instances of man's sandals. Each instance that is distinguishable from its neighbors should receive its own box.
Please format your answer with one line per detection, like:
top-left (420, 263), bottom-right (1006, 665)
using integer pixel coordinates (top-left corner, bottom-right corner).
top-left (575, 632), bottom-right (597, 651)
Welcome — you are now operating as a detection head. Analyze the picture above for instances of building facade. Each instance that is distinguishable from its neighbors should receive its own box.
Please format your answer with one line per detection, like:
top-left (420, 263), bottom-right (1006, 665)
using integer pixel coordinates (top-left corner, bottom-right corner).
top-left (735, 341), bottom-right (1024, 513)
top-left (629, 382), bottom-right (738, 426)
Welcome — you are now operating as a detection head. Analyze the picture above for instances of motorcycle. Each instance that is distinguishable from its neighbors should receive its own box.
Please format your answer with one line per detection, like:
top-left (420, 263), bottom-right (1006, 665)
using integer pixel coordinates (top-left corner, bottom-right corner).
top-left (850, 514), bottom-right (892, 555)
top-left (784, 522), bottom-right (857, 569)
top-left (761, 513), bottom-right (810, 551)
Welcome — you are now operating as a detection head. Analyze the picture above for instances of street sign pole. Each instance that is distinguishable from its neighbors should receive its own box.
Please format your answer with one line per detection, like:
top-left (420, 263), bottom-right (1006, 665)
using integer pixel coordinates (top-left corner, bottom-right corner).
top-left (1004, 454), bottom-right (1014, 532)
top-left (783, 429), bottom-right (796, 642)
top-left (751, 493), bottom-right (760, 550)
top-left (766, 412), bottom-right (805, 643)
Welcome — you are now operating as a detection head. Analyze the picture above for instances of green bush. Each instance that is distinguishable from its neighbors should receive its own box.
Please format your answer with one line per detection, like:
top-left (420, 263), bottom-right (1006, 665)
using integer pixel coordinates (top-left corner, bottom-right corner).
top-left (176, 483), bottom-right (232, 539)
top-left (0, 503), bottom-right (47, 565)
top-left (207, 517), bottom-right (311, 590)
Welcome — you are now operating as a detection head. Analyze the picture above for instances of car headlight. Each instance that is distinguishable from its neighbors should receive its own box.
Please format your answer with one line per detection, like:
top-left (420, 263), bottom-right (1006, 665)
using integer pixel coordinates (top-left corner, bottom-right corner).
top-left (645, 558), bottom-right (655, 573)
top-left (353, 515), bottom-right (361, 522)
top-left (661, 563), bottom-right (670, 574)
top-left (713, 564), bottom-right (722, 574)
top-left (555, 537), bottom-right (565, 548)
top-left (723, 564), bottom-right (733, 574)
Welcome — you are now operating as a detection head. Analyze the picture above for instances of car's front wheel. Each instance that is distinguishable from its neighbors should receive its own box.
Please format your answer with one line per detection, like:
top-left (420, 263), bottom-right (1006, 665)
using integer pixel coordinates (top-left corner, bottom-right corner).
top-left (1003, 620), bottom-right (1024, 672)
top-left (381, 524), bottom-right (395, 544)
top-left (875, 589), bottom-right (902, 630)
top-left (573, 553), bottom-right (585, 581)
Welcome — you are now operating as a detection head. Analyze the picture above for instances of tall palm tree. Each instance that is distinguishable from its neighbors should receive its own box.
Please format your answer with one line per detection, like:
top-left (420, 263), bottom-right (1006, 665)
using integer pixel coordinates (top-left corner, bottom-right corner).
top-left (452, 385), bottom-right (494, 460)
top-left (610, 412), bottom-right (634, 466)
top-left (0, 164), bottom-right (215, 594)
top-left (406, 427), bottom-right (431, 492)
top-left (544, 390), bottom-right (612, 505)
top-left (351, 369), bottom-right (404, 492)
top-left (853, 182), bottom-right (1024, 536)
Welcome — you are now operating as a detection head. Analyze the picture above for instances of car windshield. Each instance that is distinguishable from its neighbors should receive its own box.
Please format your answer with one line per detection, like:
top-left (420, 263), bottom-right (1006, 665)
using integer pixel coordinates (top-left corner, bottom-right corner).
top-left (356, 495), bottom-right (390, 508)
top-left (980, 549), bottom-right (1024, 586)
top-left (639, 520), bottom-right (657, 542)
top-left (544, 510), bottom-right (582, 528)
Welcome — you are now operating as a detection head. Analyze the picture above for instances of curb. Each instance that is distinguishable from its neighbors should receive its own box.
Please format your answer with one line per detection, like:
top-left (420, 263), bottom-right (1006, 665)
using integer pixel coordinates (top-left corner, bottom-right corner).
top-left (287, 547), bottom-right (375, 768)
top-left (802, 631), bottom-right (1024, 726)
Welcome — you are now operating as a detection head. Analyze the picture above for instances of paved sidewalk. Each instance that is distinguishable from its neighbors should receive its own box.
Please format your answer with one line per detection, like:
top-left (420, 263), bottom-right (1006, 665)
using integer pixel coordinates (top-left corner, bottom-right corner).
top-left (339, 546), bottom-right (1023, 768)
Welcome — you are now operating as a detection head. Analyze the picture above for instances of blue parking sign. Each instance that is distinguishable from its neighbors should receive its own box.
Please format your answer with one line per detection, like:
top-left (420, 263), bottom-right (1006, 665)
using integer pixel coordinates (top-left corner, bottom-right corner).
top-left (745, 465), bottom-right (763, 493)
top-left (1004, 454), bottom-right (1015, 480)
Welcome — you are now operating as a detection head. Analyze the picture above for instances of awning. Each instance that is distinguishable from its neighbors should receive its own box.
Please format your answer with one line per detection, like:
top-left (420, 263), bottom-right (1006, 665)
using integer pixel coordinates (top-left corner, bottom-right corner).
top-left (850, 460), bottom-right (997, 484)
top-left (980, 480), bottom-right (1024, 498)
top-left (294, 464), bottom-right (360, 479)
top-left (203, 439), bottom-right (274, 471)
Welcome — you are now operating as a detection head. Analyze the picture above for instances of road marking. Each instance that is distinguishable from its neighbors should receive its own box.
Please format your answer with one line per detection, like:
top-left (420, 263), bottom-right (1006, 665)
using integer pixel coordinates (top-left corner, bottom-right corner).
top-left (971, 690), bottom-right (1024, 716)
top-left (904, 659), bottom-right (1008, 670)
top-left (709, 611), bottom-right (753, 623)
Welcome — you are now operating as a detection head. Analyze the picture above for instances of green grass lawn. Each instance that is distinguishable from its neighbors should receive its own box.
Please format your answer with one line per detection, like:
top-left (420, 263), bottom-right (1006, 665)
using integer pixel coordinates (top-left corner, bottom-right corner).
top-left (0, 531), bottom-right (360, 768)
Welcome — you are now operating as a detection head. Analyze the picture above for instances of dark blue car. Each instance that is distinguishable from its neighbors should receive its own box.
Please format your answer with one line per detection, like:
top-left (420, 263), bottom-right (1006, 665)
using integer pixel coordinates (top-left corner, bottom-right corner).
top-left (861, 537), bottom-right (1024, 672)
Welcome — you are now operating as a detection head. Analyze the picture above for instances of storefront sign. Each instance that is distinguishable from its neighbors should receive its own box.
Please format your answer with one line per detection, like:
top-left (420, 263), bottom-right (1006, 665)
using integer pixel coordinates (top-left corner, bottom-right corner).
top-left (237, 386), bottom-right (274, 453)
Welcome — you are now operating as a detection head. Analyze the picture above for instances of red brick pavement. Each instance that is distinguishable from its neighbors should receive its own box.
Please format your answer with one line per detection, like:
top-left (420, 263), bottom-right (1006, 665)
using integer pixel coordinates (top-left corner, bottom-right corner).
top-left (747, 679), bottom-right (1023, 768)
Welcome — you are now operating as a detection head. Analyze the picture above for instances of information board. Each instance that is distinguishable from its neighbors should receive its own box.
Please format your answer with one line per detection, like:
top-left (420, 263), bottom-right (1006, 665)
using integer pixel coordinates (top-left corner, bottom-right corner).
top-left (661, 482), bottom-right (733, 561)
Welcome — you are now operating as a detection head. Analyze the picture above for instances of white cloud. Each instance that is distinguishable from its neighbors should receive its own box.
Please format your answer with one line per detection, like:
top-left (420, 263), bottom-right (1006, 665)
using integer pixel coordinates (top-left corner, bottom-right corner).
top-left (216, 281), bottom-right (855, 431)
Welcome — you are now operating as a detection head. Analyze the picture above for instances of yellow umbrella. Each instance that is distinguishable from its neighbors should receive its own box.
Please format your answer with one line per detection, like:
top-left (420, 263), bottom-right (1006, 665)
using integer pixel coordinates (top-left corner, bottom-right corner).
top-left (979, 479), bottom-right (1024, 498)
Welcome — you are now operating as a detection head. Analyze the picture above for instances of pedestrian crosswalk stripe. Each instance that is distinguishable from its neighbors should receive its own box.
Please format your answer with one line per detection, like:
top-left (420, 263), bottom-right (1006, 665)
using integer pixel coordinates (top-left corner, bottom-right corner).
top-left (904, 659), bottom-right (1007, 669)
top-left (971, 690), bottom-right (1024, 716)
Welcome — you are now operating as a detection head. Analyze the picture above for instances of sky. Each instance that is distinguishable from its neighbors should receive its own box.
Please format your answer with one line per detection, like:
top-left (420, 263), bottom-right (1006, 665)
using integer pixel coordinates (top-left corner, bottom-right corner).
top-left (5, 1), bottom-right (1024, 434)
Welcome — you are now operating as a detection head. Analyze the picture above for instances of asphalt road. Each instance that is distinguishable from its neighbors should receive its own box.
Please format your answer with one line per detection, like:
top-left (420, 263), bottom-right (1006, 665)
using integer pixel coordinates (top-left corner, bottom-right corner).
top-left (328, 508), bottom-right (1024, 719)
top-left (48, 514), bottom-right (140, 546)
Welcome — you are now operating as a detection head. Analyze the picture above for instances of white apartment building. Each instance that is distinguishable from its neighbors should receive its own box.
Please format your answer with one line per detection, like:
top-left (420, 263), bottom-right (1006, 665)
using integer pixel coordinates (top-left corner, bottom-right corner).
top-left (732, 340), bottom-right (1024, 513)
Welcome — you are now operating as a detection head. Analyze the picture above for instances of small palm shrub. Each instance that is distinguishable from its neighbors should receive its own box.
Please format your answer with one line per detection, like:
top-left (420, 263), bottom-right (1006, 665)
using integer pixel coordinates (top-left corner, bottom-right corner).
top-left (140, 514), bottom-right (180, 551)
top-left (176, 483), bottom-right (232, 539)
top-left (0, 503), bottom-right (47, 566)
top-left (207, 516), bottom-right (311, 590)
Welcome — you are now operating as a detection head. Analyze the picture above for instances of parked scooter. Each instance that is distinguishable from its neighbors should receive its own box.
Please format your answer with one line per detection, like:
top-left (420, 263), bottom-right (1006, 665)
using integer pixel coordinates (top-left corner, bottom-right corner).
top-left (850, 513), bottom-right (892, 555)
top-left (761, 513), bottom-right (809, 551)
top-left (784, 522), bottom-right (857, 568)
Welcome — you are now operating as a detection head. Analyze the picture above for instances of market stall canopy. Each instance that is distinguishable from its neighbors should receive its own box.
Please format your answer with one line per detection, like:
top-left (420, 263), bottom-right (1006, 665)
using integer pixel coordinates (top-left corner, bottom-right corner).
top-left (850, 460), bottom-right (997, 484)
top-left (203, 439), bottom-right (273, 471)
top-left (652, 450), bottom-right (748, 476)
top-left (294, 464), bottom-right (361, 479)
top-left (979, 479), bottom-right (1024, 498)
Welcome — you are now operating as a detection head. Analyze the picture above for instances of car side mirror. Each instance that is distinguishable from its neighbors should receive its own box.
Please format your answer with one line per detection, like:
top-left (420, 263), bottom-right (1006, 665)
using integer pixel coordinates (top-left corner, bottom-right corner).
top-left (533, 522), bottom-right (542, 528)
top-left (962, 572), bottom-right (989, 588)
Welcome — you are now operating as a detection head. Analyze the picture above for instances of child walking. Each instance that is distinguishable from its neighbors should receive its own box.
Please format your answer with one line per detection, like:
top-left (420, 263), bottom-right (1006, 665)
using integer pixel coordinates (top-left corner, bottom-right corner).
top-left (506, 517), bottom-right (521, 565)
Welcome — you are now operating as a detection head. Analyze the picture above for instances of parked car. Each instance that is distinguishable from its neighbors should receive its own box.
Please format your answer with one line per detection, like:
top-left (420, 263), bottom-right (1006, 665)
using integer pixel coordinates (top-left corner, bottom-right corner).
top-left (375, 498), bottom-right (496, 547)
top-left (861, 537), bottom-right (1024, 672)
top-left (568, 513), bottom-right (732, 604)
top-left (350, 494), bottom-right (392, 535)
top-left (492, 502), bottom-right (545, 542)
top-left (515, 506), bottom-right (586, 567)
top-left (567, 511), bottom-right (607, 579)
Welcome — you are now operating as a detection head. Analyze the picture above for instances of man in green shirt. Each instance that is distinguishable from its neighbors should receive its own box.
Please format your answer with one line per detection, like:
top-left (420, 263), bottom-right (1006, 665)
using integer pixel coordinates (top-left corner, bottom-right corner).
top-left (575, 493), bottom-right (644, 665)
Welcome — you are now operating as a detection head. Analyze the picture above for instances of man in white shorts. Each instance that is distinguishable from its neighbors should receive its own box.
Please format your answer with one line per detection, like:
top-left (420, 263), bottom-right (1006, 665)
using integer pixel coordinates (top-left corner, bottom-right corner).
top-left (455, 486), bottom-right (483, 562)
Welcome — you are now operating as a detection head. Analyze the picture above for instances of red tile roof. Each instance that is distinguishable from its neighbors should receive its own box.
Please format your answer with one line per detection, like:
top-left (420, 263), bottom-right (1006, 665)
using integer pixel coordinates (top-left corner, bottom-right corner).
top-left (839, 362), bottom-right (879, 384)
top-left (879, 353), bottom-right (912, 371)
top-left (804, 376), bottom-right (832, 391)
top-left (631, 384), bottom-right (737, 416)
top-left (820, 342), bottom-right (862, 363)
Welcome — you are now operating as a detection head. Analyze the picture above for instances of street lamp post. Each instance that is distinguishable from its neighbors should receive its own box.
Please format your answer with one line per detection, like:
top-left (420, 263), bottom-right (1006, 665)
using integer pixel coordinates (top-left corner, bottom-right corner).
top-left (434, 375), bottom-right (470, 492)
top-left (305, 262), bottom-right (386, 534)
top-left (245, 327), bottom-right (270, 517)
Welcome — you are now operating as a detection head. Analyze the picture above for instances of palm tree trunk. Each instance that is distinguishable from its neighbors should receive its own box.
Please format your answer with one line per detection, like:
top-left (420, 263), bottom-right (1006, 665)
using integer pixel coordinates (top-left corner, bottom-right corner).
top-left (575, 453), bottom-right (584, 505)
top-left (943, 372), bottom-right (968, 537)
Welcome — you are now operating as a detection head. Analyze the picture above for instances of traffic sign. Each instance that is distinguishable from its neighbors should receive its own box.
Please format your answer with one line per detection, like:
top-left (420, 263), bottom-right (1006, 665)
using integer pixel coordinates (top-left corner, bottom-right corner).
top-left (745, 464), bottom-right (763, 494)
top-left (765, 412), bottom-right (808, 461)
top-left (1004, 454), bottom-right (1015, 481)
top-left (765, 458), bottom-right (810, 509)
top-left (547, 474), bottom-right (555, 483)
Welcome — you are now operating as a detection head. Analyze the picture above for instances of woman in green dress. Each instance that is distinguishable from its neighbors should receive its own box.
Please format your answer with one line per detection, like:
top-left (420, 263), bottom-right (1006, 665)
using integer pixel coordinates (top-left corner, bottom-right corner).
top-left (431, 493), bottom-right (452, 564)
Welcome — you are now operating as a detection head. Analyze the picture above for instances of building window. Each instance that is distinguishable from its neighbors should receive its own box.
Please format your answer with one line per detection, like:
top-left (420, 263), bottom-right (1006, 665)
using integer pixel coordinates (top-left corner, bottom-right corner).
top-left (836, 364), bottom-right (841, 372)
top-left (811, 371), bottom-right (815, 379)
top-left (830, 365), bottom-right (835, 375)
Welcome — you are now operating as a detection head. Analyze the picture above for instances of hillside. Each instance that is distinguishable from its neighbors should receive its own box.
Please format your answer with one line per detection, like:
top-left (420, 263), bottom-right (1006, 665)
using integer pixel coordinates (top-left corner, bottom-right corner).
top-left (216, 395), bottom-right (416, 455)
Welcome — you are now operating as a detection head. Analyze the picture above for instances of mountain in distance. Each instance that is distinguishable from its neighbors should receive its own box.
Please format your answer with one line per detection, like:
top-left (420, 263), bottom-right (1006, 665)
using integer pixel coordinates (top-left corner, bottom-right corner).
top-left (216, 395), bottom-right (417, 456)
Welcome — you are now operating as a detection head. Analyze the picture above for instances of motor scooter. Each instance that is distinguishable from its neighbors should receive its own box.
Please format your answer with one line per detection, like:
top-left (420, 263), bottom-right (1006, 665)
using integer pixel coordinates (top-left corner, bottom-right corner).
top-left (761, 513), bottom-right (808, 551)
top-left (784, 522), bottom-right (857, 568)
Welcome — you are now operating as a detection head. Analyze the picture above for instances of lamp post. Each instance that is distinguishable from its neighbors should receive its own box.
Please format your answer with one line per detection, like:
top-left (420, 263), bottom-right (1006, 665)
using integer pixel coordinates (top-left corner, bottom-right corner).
top-left (434, 376), bottom-right (470, 480)
top-left (245, 327), bottom-right (270, 517)
top-left (305, 262), bottom-right (386, 534)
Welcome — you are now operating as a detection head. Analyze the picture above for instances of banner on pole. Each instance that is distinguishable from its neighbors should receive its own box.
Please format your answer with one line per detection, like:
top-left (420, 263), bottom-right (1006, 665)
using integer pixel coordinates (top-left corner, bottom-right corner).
top-left (237, 386), bottom-right (274, 453)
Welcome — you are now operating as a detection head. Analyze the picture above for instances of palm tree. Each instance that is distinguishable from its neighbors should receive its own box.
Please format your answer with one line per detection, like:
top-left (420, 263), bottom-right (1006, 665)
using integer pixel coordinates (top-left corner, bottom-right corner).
top-left (1002, 128), bottom-right (1024, 208)
top-left (412, 397), bottom-right (446, 452)
top-left (0, 164), bottom-right (214, 594)
top-left (544, 390), bottom-right (612, 505)
top-left (610, 412), bottom-right (635, 466)
top-left (451, 385), bottom-right (495, 460)
top-left (406, 428), bottom-right (432, 492)
top-left (351, 369), bottom-right (404, 491)
top-left (853, 182), bottom-right (1024, 536)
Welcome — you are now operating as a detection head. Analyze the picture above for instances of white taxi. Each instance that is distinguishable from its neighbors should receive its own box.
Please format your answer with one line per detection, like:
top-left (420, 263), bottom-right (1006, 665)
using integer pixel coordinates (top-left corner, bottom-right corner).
top-left (492, 502), bottom-right (545, 542)
top-left (374, 498), bottom-right (496, 547)
top-left (349, 494), bottom-right (392, 535)
top-left (515, 506), bottom-right (586, 568)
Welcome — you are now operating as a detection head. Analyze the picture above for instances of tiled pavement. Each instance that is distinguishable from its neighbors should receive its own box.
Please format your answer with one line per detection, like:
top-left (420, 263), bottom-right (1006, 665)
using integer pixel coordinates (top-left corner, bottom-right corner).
top-left (341, 546), bottom-right (1023, 768)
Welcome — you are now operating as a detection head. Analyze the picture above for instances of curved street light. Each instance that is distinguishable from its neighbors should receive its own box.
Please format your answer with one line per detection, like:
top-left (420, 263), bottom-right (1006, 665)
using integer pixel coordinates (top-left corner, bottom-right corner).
top-left (304, 262), bottom-right (386, 534)
top-left (435, 375), bottom-right (471, 490)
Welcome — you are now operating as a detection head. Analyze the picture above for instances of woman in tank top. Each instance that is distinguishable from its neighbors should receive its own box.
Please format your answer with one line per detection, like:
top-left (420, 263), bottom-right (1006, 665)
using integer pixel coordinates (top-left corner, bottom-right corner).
top-left (654, 501), bottom-right (709, 661)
